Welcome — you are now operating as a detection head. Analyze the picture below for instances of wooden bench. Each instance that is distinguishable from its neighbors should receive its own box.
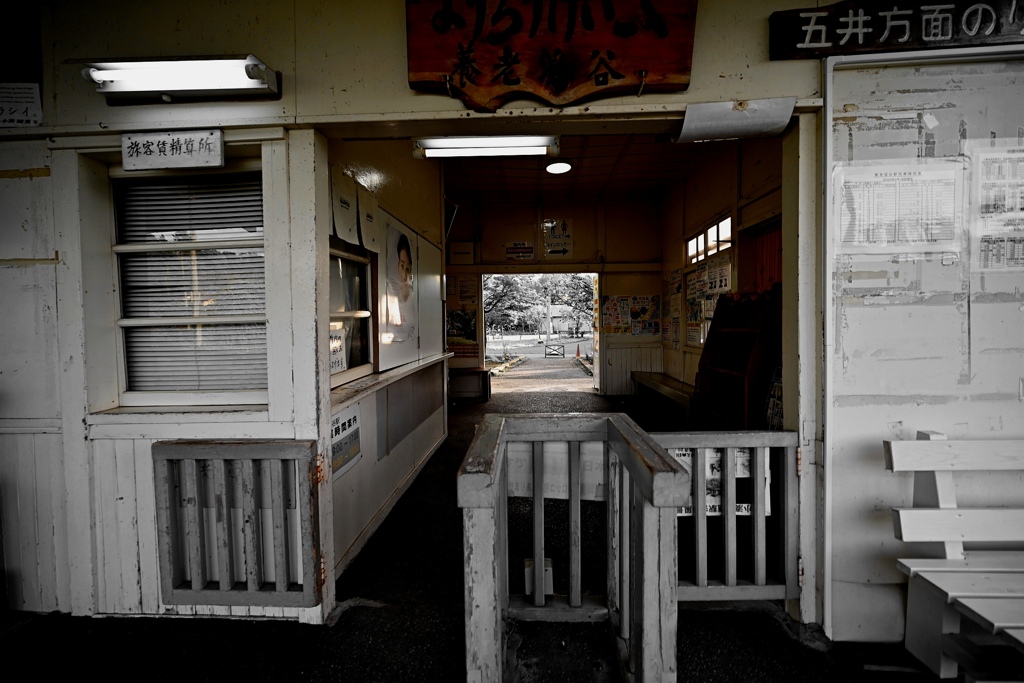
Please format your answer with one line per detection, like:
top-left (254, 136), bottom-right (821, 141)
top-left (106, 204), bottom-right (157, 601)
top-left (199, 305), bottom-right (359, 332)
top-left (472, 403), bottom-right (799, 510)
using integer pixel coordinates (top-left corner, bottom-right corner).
top-left (631, 371), bottom-right (693, 425)
top-left (883, 431), bottom-right (1024, 679)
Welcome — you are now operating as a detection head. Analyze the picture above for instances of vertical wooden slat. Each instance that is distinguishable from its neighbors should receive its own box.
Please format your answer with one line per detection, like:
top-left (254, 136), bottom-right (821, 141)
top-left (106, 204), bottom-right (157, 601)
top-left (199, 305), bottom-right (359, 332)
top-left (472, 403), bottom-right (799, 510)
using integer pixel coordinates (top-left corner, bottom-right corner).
top-left (629, 479), bottom-right (640, 674)
top-left (464, 507), bottom-right (501, 682)
top-left (153, 459), bottom-right (179, 599)
top-left (722, 447), bottom-right (738, 586)
top-left (270, 458), bottom-right (288, 591)
top-left (114, 440), bottom-right (141, 613)
top-left (240, 459), bottom-right (262, 592)
top-left (606, 446), bottom-right (621, 628)
top-left (532, 441), bottom-right (545, 607)
top-left (694, 448), bottom-right (709, 587)
top-left (134, 440), bottom-right (160, 614)
top-left (752, 446), bottom-right (767, 585)
top-left (784, 446), bottom-right (800, 598)
top-left (182, 459), bottom-right (206, 590)
top-left (619, 463), bottom-right (631, 640)
top-left (32, 435), bottom-right (58, 612)
top-left (569, 441), bottom-right (582, 608)
top-left (497, 447), bottom-right (509, 611)
top-left (212, 459), bottom-right (233, 591)
top-left (639, 498), bottom-right (665, 681)
top-left (16, 435), bottom-right (40, 610)
top-left (659, 507), bottom-right (678, 679)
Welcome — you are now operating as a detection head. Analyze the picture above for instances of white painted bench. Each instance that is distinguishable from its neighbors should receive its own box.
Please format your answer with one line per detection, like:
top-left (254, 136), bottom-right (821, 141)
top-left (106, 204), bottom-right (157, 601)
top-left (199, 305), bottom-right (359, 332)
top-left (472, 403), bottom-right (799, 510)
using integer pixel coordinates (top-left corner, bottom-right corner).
top-left (883, 432), bottom-right (1024, 679)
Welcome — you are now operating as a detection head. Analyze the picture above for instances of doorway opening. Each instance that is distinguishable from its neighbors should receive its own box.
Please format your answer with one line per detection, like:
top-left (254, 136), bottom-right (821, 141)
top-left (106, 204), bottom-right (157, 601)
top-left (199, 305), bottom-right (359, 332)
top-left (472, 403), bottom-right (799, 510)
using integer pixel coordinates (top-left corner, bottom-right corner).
top-left (482, 272), bottom-right (598, 393)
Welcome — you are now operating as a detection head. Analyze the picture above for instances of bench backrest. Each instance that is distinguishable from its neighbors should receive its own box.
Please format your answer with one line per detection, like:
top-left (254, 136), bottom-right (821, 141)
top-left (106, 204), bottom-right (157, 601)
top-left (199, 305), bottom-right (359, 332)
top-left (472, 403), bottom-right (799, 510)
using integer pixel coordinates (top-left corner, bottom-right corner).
top-left (883, 431), bottom-right (1024, 559)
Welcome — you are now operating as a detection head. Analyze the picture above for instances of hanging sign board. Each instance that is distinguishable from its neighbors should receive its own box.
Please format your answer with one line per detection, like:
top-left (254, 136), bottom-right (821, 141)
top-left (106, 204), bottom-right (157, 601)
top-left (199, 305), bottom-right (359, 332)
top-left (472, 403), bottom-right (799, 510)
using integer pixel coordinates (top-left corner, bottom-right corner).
top-left (122, 130), bottom-right (224, 171)
top-left (541, 218), bottom-right (573, 259)
top-left (406, 0), bottom-right (698, 112)
top-left (770, 0), bottom-right (1024, 60)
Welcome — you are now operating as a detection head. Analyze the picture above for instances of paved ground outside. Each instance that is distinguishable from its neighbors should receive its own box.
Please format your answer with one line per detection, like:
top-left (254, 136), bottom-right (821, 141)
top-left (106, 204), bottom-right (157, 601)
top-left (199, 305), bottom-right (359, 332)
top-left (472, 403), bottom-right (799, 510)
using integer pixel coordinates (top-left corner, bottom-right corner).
top-left (486, 332), bottom-right (594, 360)
top-left (490, 355), bottom-right (596, 393)
top-left (2, 359), bottom-right (934, 682)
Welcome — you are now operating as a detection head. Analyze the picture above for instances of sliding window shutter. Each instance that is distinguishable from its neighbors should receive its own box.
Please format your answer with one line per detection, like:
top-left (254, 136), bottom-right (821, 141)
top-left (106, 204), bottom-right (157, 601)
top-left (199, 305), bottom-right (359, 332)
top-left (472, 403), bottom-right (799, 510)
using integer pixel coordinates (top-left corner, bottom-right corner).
top-left (114, 173), bottom-right (268, 393)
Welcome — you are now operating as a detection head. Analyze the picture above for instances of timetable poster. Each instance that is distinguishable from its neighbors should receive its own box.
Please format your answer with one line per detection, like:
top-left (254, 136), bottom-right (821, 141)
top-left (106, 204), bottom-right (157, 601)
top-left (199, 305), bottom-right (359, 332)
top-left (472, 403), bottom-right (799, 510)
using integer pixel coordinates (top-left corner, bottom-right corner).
top-left (834, 160), bottom-right (962, 251)
top-left (970, 143), bottom-right (1024, 270)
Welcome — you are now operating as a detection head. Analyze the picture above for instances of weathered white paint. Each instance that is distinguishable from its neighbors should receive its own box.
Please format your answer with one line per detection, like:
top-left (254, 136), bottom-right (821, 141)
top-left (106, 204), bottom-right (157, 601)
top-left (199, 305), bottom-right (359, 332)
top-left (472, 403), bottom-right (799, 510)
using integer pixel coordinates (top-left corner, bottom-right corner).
top-left (825, 53), bottom-right (1024, 641)
top-left (782, 113), bottom-right (823, 626)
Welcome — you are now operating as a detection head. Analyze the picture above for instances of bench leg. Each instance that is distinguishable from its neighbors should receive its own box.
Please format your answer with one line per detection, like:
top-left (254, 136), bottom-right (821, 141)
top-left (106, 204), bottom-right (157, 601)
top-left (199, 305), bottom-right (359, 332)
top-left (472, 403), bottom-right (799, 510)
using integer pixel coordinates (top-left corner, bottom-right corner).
top-left (905, 575), bottom-right (961, 679)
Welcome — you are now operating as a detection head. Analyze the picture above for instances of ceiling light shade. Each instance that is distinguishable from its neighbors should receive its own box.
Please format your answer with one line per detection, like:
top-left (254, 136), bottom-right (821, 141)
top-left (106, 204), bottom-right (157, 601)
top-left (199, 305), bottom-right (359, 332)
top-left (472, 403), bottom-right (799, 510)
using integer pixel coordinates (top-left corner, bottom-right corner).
top-left (414, 135), bottom-right (558, 158)
top-left (677, 97), bottom-right (796, 143)
top-left (546, 161), bottom-right (572, 174)
top-left (82, 55), bottom-right (279, 101)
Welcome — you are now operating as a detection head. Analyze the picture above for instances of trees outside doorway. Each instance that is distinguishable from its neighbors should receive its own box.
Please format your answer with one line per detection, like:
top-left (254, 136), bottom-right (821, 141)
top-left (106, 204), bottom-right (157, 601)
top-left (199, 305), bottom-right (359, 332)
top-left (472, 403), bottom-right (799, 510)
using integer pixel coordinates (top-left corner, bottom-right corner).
top-left (483, 273), bottom-right (596, 359)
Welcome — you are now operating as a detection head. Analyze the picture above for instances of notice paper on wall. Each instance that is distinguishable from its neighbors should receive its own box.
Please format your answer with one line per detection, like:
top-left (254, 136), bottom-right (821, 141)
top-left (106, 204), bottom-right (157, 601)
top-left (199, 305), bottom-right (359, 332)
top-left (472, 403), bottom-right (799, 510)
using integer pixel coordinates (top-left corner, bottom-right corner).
top-left (331, 403), bottom-right (362, 479)
top-left (834, 159), bottom-right (964, 253)
top-left (669, 447), bottom-right (770, 517)
top-left (968, 140), bottom-right (1024, 270)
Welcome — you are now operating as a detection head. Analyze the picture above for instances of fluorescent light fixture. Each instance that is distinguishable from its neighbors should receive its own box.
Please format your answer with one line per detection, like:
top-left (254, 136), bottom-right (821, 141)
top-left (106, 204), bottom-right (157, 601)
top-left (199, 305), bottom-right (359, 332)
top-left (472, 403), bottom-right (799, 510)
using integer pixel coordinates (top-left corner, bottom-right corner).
top-left (414, 136), bottom-right (558, 158)
top-left (546, 161), bottom-right (572, 174)
top-left (677, 97), bottom-right (796, 143)
top-left (82, 55), bottom-right (279, 101)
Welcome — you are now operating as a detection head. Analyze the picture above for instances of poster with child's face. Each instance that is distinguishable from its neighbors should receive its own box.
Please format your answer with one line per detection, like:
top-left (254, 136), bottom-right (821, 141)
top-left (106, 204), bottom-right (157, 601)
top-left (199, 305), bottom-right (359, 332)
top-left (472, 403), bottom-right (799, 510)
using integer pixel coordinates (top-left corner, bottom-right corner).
top-left (384, 221), bottom-right (417, 344)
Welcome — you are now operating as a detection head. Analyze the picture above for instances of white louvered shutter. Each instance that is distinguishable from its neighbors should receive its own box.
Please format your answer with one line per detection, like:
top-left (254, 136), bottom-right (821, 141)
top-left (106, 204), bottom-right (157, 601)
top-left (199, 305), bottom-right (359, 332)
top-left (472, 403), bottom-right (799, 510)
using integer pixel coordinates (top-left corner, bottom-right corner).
top-left (114, 173), bottom-right (268, 393)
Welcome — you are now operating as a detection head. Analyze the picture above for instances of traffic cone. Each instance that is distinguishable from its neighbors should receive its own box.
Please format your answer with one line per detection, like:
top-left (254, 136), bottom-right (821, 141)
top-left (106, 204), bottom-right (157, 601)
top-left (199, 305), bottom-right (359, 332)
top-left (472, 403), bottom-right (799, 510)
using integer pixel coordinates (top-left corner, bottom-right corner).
top-left (576, 344), bottom-right (581, 358)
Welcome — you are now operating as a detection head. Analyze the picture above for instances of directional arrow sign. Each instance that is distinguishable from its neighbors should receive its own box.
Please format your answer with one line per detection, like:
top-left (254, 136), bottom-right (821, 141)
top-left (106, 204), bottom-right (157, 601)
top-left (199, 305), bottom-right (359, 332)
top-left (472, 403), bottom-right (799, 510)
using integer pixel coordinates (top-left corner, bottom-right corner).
top-left (548, 248), bottom-right (569, 256)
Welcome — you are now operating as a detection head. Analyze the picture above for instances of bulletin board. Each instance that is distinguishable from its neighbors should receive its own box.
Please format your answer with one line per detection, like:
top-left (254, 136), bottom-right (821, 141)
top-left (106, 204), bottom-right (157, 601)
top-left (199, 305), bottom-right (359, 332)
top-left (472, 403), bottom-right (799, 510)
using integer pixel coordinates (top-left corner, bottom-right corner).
top-left (824, 47), bottom-right (1024, 642)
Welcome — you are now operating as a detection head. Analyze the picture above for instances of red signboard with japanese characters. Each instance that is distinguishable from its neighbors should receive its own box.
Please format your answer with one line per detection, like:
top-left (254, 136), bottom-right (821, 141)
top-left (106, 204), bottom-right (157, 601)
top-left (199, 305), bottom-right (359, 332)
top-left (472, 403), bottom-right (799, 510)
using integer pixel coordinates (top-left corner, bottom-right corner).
top-left (770, 0), bottom-right (1024, 60)
top-left (406, 0), bottom-right (698, 112)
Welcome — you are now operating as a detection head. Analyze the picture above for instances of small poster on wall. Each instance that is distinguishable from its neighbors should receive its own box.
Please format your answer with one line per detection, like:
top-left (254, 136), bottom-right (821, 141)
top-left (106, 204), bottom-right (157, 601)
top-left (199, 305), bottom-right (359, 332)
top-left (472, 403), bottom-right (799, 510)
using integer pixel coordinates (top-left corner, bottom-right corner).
top-left (601, 295), bottom-right (661, 335)
top-left (668, 447), bottom-right (771, 517)
top-left (384, 221), bottom-right (417, 344)
top-left (331, 403), bottom-right (362, 479)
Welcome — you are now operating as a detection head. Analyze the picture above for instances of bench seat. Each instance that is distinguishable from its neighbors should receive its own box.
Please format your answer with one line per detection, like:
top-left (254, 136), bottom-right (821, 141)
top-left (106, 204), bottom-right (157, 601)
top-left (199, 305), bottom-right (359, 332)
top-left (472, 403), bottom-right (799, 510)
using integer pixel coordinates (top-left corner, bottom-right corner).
top-left (631, 371), bottom-right (693, 424)
top-left (884, 432), bottom-right (1024, 679)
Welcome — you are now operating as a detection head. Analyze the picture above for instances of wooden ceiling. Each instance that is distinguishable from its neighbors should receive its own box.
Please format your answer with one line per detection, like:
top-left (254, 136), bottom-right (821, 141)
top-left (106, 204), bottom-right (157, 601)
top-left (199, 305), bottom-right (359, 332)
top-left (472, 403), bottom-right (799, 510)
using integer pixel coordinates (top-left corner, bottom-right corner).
top-left (441, 134), bottom-right (705, 205)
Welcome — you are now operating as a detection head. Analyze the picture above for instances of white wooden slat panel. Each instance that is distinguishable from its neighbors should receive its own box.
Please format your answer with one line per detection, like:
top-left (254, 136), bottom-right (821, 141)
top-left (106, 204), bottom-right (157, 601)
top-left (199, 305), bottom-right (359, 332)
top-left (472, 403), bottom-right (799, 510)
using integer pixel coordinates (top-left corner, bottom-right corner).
top-left (1, 435), bottom-right (27, 609)
top-left (33, 434), bottom-right (58, 612)
top-left (92, 440), bottom-right (115, 613)
top-left (114, 439), bottom-right (142, 613)
top-left (46, 433), bottom-right (72, 612)
top-left (133, 440), bottom-right (161, 614)
top-left (17, 434), bottom-right (43, 611)
top-left (0, 433), bottom-right (70, 613)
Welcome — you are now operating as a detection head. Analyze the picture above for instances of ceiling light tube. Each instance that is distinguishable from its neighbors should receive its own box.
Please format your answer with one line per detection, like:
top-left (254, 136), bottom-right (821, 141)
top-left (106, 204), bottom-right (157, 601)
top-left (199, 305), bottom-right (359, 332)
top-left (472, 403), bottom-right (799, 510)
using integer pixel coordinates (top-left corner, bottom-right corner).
top-left (82, 55), bottom-right (279, 100)
top-left (414, 135), bottom-right (559, 158)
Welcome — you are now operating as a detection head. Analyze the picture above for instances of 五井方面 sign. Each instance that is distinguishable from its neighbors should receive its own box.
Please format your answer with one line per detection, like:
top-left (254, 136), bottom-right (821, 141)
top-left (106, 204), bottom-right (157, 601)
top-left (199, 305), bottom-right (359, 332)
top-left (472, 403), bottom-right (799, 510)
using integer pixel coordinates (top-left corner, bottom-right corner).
top-left (770, 0), bottom-right (1024, 60)
top-left (122, 130), bottom-right (224, 171)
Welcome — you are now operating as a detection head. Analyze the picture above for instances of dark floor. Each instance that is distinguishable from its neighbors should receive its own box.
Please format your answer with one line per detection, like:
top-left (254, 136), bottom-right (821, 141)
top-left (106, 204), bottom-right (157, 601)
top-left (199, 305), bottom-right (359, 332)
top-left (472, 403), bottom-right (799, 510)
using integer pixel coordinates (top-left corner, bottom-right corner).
top-left (2, 361), bottom-right (938, 682)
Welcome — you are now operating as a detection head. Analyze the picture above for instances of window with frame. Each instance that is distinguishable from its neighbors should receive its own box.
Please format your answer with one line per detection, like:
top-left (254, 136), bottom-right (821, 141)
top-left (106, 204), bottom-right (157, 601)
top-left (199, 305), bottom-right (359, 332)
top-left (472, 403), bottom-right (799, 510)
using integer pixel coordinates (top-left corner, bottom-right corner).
top-left (685, 216), bottom-right (734, 346)
top-left (687, 216), bottom-right (732, 265)
top-left (112, 172), bottom-right (268, 404)
top-left (329, 236), bottom-right (374, 387)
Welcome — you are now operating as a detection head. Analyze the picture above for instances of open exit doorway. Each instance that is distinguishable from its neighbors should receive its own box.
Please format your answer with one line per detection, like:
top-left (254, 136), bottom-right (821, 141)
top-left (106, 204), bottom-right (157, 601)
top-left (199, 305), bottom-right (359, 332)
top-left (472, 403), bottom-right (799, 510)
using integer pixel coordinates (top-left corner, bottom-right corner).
top-left (479, 272), bottom-right (598, 393)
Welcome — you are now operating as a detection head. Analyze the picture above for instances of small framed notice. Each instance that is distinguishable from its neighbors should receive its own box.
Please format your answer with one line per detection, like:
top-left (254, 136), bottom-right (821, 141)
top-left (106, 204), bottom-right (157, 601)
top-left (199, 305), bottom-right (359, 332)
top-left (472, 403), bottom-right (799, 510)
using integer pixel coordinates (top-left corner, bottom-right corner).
top-left (122, 130), bottom-right (224, 171)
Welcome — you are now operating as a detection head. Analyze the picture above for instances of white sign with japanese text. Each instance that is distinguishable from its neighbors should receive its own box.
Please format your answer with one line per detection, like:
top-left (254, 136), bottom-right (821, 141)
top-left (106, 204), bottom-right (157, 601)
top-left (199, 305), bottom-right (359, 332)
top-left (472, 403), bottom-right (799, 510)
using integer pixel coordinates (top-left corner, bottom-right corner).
top-left (122, 130), bottom-right (225, 171)
top-left (0, 84), bottom-right (42, 127)
top-left (331, 403), bottom-right (362, 479)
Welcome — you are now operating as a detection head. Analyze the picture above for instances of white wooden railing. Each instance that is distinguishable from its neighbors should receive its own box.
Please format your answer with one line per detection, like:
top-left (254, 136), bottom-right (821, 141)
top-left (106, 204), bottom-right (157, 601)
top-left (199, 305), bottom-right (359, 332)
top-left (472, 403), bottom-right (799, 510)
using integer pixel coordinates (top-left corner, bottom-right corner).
top-left (651, 431), bottom-right (800, 602)
top-left (457, 413), bottom-right (688, 683)
top-left (152, 440), bottom-right (321, 608)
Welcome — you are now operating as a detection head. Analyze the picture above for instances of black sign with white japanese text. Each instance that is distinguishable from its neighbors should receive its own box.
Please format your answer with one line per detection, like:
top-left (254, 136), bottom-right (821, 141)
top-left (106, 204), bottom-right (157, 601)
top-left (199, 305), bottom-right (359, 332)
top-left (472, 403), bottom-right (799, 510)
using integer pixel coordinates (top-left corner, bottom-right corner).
top-left (770, 0), bottom-right (1024, 60)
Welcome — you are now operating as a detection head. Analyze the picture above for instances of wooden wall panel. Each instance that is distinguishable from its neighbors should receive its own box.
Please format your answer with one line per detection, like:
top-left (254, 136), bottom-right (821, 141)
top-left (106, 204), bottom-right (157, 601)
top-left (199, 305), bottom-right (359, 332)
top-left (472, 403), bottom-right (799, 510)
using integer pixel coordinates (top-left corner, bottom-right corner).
top-left (0, 432), bottom-right (69, 612)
